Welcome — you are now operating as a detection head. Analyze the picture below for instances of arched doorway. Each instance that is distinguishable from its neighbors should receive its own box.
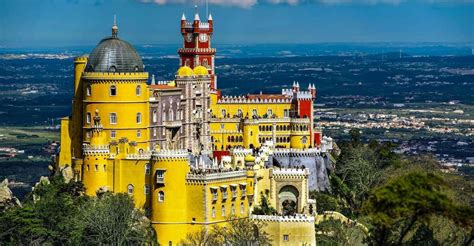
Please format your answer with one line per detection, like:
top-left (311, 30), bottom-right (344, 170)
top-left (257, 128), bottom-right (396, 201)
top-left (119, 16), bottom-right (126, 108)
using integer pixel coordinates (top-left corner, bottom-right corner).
top-left (278, 185), bottom-right (299, 216)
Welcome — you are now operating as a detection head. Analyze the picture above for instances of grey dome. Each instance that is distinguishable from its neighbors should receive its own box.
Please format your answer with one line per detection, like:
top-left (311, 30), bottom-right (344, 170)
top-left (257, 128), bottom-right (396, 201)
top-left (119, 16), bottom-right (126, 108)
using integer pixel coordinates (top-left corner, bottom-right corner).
top-left (86, 36), bottom-right (144, 73)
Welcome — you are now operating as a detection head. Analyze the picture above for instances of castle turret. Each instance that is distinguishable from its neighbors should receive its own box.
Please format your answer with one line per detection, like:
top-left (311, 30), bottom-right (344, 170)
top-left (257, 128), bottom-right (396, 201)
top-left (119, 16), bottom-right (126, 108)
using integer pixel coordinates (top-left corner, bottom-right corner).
top-left (82, 110), bottom-right (110, 196)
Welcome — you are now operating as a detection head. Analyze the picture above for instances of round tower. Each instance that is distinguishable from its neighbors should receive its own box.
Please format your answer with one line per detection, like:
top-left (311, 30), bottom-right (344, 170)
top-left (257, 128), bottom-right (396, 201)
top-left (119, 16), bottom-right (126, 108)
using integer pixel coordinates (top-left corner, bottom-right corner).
top-left (82, 110), bottom-right (110, 196)
top-left (82, 20), bottom-right (149, 151)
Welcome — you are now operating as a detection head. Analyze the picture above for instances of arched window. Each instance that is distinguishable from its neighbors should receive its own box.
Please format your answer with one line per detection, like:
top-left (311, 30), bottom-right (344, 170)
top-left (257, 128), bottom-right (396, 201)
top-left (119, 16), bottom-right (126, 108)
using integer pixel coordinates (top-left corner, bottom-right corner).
top-left (136, 85), bottom-right (141, 96)
top-left (227, 136), bottom-right (231, 142)
top-left (144, 184), bottom-right (150, 195)
top-left (110, 85), bottom-right (117, 96)
top-left (158, 191), bottom-right (164, 202)
top-left (231, 204), bottom-right (235, 215)
top-left (127, 184), bottom-right (134, 195)
top-left (239, 136), bottom-right (243, 142)
top-left (231, 136), bottom-right (235, 142)
top-left (110, 113), bottom-right (117, 124)
top-left (185, 59), bottom-right (190, 67)
top-left (221, 205), bottom-right (226, 217)
top-left (86, 86), bottom-right (91, 96)
top-left (268, 109), bottom-right (273, 116)
top-left (145, 163), bottom-right (151, 175)
top-left (202, 58), bottom-right (209, 67)
top-left (221, 109), bottom-right (226, 118)
top-left (252, 109), bottom-right (257, 117)
top-left (153, 110), bottom-right (157, 123)
top-left (169, 109), bottom-right (174, 121)
top-left (212, 207), bottom-right (216, 218)
top-left (137, 130), bottom-right (141, 138)
top-left (136, 113), bottom-right (142, 124)
top-left (240, 202), bottom-right (245, 214)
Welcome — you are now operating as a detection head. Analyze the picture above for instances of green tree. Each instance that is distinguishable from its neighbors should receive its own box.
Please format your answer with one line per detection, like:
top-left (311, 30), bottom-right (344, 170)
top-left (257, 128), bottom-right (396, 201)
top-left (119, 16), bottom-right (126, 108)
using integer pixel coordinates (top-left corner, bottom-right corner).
top-left (362, 171), bottom-right (473, 246)
top-left (74, 193), bottom-right (157, 245)
top-left (183, 217), bottom-right (272, 246)
top-left (252, 193), bottom-right (277, 215)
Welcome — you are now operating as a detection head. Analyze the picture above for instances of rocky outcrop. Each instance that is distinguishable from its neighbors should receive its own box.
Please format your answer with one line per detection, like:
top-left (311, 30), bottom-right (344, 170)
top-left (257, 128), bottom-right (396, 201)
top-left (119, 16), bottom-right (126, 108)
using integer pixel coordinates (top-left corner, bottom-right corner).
top-left (0, 179), bottom-right (22, 212)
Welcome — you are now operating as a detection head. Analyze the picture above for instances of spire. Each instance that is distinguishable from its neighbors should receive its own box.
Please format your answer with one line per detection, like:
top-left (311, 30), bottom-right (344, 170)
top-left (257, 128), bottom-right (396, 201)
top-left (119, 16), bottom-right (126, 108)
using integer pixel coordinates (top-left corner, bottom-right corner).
top-left (112, 14), bottom-right (118, 38)
top-left (181, 13), bottom-right (186, 21)
top-left (296, 81), bottom-right (300, 87)
top-left (308, 83), bottom-right (312, 90)
top-left (194, 5), bottom-right (200, 21)
top-left (208, 13), bottom-right (213, 21)
top-left (312, 83), bottom-right (316, 90)
top-left (293, 81), bottom-right (296, 87)
top-left (151, 74), bottom-right (156, 85)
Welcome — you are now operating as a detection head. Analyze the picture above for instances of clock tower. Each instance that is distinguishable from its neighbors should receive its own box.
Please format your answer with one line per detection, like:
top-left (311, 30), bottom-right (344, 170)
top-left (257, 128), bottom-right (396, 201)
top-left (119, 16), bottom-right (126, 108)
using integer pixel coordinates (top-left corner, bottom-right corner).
top-left (178, 11), bottom-right (217, 88)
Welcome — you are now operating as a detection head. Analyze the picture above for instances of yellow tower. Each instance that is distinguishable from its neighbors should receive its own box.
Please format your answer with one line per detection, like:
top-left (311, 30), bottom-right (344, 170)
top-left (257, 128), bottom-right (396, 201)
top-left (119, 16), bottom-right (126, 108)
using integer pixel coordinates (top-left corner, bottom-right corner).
top-left (150, 150), bottom-right (190, 245)
top-left (82, 110), bottom-right (109, 196)
top-left (81, 22), bottom-right (150, 151)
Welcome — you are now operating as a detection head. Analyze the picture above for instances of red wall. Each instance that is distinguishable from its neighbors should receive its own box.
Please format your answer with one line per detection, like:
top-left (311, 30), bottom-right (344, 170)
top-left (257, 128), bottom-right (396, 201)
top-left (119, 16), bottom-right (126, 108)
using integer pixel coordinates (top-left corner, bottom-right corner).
top-left (299, 100), bottom-right (312, 118)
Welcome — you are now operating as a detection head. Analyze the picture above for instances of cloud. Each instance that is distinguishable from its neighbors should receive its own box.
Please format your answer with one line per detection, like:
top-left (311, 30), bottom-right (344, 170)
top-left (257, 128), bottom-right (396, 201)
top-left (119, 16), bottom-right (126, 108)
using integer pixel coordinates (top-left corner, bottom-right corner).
top-left (137, 0), bottom-right (473, 8)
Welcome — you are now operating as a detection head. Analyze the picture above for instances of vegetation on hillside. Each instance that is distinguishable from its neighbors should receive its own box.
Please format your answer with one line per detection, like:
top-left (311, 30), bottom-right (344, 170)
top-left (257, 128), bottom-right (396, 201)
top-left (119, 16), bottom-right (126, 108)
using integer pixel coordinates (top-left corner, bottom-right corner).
top-left (314, 128), bottom-right (474, 245)
top-left (0, 176), bottom-right (156, 245)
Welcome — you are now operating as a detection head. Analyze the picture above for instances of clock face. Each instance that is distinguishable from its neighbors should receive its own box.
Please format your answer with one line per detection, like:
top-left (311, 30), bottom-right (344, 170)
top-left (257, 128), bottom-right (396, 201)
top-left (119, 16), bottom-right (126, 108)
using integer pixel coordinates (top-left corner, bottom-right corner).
top-left (185, 33), bottom-right (193, 43)
top-left (199, 34), bottom-right (208, 43)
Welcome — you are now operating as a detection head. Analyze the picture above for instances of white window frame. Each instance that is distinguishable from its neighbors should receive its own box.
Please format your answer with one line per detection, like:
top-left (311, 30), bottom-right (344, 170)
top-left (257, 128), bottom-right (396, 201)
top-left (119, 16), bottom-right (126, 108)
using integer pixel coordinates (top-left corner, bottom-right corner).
top-left (145, 163), bottom-right (151, 175)
top-left (110, 130), bottom-right (116, 139)
top-left (86, 112), bottom-right (91, 124)
top-left (110, 113), bottom-right (117, 125)
top-left (158, 191), bottom-right (164, 202)
top-left (127, 184), bottom-right (134, 195)
top-left (137, 130), bottom-right (142, 138)
top-left (221, 205), bottom-right (225, 217)
top-left (136, 113), bottom-right (142, 124)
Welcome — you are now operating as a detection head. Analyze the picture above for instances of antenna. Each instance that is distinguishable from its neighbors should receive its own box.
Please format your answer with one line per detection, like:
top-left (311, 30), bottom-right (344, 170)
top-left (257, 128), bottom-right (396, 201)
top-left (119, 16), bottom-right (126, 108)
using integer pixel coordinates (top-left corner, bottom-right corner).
top-left (114, 14), bottom-right (117, 26)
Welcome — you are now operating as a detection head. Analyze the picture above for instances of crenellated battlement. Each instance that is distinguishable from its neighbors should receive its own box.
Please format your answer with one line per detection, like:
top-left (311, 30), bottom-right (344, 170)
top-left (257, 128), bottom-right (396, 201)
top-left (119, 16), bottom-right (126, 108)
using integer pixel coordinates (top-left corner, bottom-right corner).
top-left (186, 169), bottom-right (246, 182)
top-left (82, 144), bottom-right (109, 156)
top-left (251, 214), bottom-right (315, 223)
top-left (152, 149), bottom-right (189, 160)
top-left (273, 148), bottom-right (321, 157)
top-left (217, 95), bottom-right (291, 104)
top-left (232, 148), bottom-right (253, 157)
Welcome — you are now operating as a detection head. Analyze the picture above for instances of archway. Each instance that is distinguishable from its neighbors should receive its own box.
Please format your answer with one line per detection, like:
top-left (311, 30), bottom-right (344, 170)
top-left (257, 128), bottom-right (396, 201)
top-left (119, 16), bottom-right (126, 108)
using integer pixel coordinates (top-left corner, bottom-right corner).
top-left (278, 185), bottom-right (299, 216)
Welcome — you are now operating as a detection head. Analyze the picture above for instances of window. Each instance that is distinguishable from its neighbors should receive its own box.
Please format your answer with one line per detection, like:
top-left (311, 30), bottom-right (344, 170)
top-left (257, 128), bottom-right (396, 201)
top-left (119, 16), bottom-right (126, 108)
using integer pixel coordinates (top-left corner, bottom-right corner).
top-left (153, 110), bottom-right (157, 122)
top-left (212, 207), bottom-right (216, 218)
top-left (103, 165), bottom-right (106, 172)
top-left (86, 165), bottom-right (89, 171)
top-left (252, 109), bottom-right (257, 117)
top-left (158, 191), bottom-right (164, 202)
top-left (221, 109), bottom-right (226, 118)
top-left (127, 184), bottom-right (134, 195)
top-left (86, 112), bottom-right (91, 124)
top-left (284, 109), bottom-right (289, 118)
top-left (237, 109), bottom-right (243, 117)
top-left (268, 109), bottom-right (273, 116)
top-left (136, 113), bottom-right (142, 124)
top-left (110, 113), bottom-right (117, 124)
top-left (136, 85), bottom-right (141, 96)
top-left (241, 187), bottom-right (247, 197)
top-left (221, 205), bottom-right (226, 216)
top-left (212, 191), bottom-right (218, 201)
top-left (110, 85), bottom-right (117, 96)
top-left (145, 163), bottom-right (151, 175)
top-left (86, 86), bottom-right (91, 96)
top-left (222, 188), bottom-right (228, 200)
top-left (283, 235), bottom-right (289, 241)
top-left (144, 184), bottom-right (150, 195)
top-left (185, 59), bottom-right (190, 66)
top-left (220, 124), bottom-right (225, 130)
top-left (94, 165), bottom-right (98, 172)
top-left (137, 130), bottom-right (141, 138)
top-left (232, 187), bottom-right (237, 198)
top-left (240, 202), bottom-right (245, 214)
top-left (156, 170), bottom-right (165, 183)
top-left (231, 204), bottom-right (235, 215)
top-left (202, 58), bottom-right (209, 67)
top-left (153, 128), bottom-right (157, 137)
top-left (86, 131), bottom-right (91, 139)
top-left (110, 130), bottom-right (116, 139)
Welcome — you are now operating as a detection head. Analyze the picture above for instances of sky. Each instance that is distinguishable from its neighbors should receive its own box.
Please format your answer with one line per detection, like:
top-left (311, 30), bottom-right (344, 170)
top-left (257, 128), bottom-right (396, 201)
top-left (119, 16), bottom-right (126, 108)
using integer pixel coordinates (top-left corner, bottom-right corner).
top-left (0, 0), bottom-right (473, 47)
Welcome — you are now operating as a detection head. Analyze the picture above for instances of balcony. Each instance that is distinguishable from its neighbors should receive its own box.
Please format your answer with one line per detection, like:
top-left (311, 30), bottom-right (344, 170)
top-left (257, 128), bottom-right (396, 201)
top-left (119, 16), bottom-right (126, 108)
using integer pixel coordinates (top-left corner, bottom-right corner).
top-left (163, 120), bottom-right (182, 128)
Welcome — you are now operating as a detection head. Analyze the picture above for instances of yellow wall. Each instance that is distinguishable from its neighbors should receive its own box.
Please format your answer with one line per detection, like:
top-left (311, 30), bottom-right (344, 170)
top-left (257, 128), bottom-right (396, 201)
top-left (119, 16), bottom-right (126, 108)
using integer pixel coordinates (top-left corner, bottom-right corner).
top-left (260, 218), bottom-right (316, 245)
top-left (81, 72), bottom-right (150, 150)
top-left (57, 117), bottom-right (72, 167)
